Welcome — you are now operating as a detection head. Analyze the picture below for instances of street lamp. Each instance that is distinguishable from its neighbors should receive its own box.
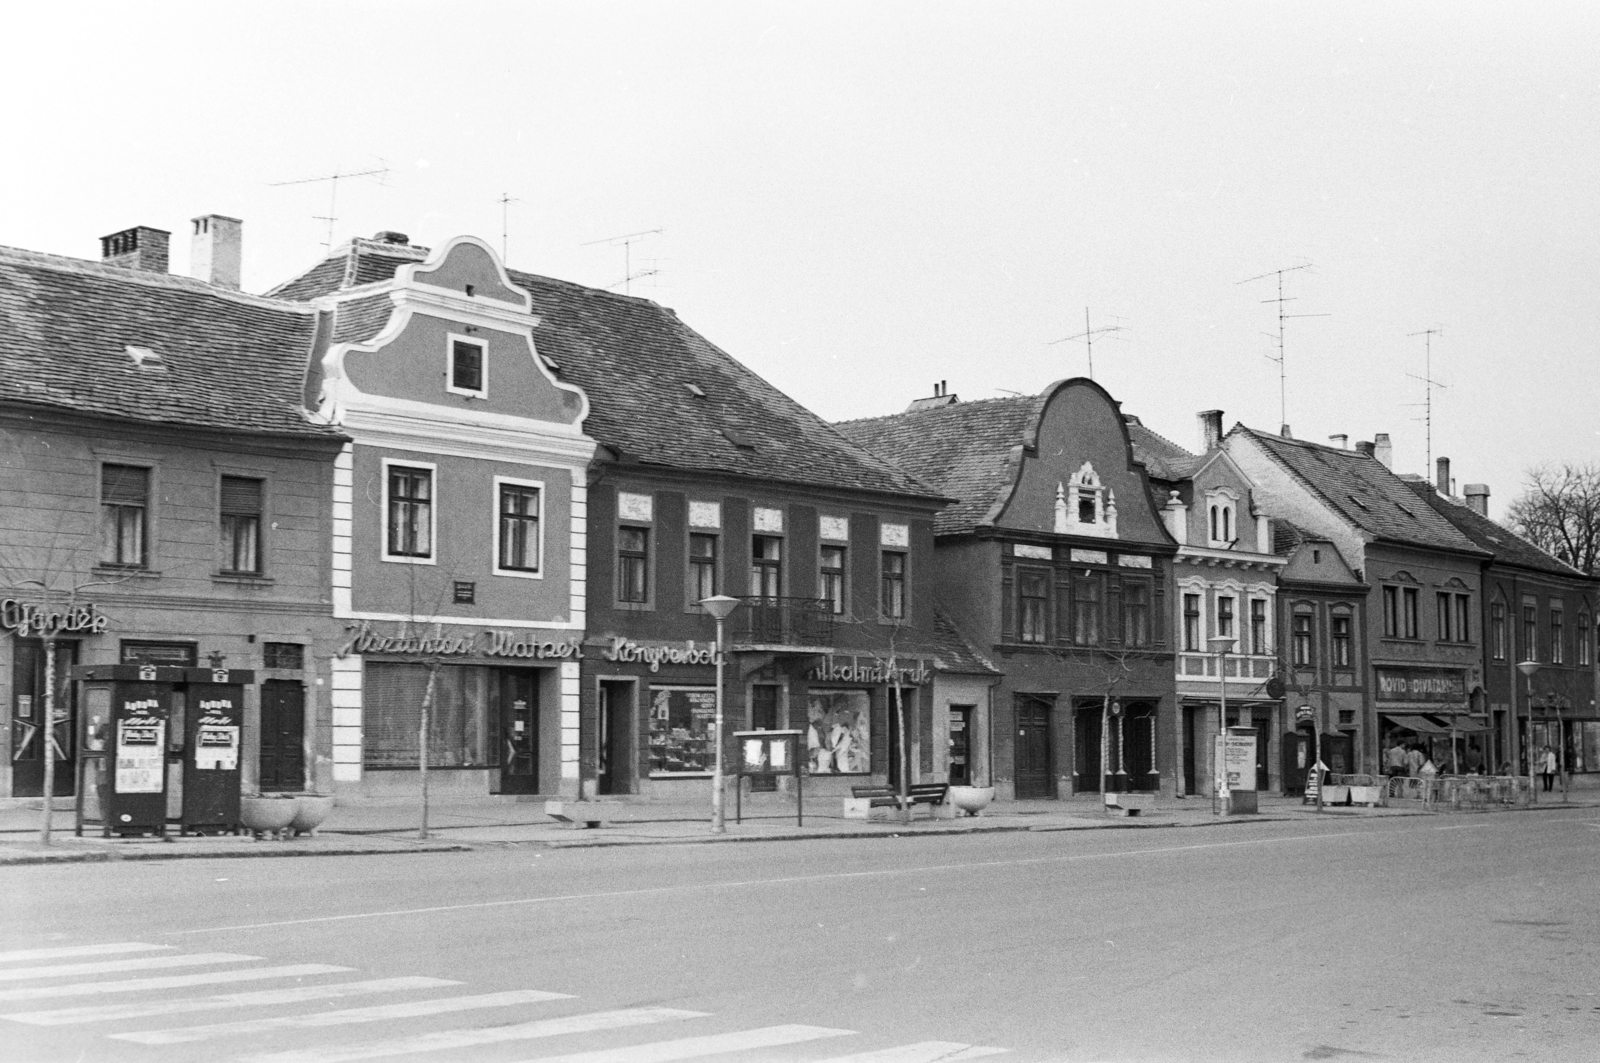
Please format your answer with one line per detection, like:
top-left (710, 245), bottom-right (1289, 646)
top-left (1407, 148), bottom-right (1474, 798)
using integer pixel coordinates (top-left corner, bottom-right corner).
top-left (1208, 635), bottom-right (1237, 816)
top-left (700, 595), bottom-right (742, 834)
top-left (1517, 659), bottom-right (1539, 805)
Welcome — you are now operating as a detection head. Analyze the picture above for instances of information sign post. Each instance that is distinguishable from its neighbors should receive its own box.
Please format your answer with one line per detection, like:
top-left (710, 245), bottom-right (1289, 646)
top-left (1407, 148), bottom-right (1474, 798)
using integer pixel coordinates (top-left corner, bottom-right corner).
top-left (732, 729), bottom-right (804, 827)
top-left (1224, 726), bottom-right (1259, 814)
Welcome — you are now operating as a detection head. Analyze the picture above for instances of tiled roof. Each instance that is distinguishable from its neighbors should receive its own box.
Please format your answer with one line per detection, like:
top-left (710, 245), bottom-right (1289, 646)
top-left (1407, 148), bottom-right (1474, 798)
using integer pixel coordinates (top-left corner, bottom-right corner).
top-left (1239, 427), bottom-right (1485, 556)
top-left (1414, 485), bottom-right (1591, 579)
top-left (0, 245), bottom-right (342, 440)
top-left (1125, 418), bottom-right (1199, 481)
top-left (931, 611), bottom-right (1001, 675)
top-left (266, 238), bottom-right (429, 301)
top-left (836, 395), bottom-right (1043, 534)
top-left (329, 290), bottom-right (396, 346)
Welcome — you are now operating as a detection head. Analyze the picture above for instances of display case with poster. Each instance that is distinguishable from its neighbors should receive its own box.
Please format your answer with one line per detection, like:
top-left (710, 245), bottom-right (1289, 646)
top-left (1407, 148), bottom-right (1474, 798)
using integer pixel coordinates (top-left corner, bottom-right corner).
top-left (732, 729), bottom-right (804, 826)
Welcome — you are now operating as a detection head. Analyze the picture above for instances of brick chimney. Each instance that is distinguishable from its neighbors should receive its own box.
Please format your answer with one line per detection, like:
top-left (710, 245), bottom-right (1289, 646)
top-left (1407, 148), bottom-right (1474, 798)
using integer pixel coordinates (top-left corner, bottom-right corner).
top-left (190, 214), bottom-right (242, 289)
top-left (1355, 441), bottom-right (1375, 458)
top-left (1328, 434), bottom-right (1348, 450)
top-left (100, 226), bottom-right (170, 273)
top-left (1197, 410), bottom-right (1223, 452)
top-left (1435, 457), bottom-right (1451, 496)
top-left (1373, 433), bottom-right (1393, 469)
top-left (1464, 484), bottom-right (1490, 516)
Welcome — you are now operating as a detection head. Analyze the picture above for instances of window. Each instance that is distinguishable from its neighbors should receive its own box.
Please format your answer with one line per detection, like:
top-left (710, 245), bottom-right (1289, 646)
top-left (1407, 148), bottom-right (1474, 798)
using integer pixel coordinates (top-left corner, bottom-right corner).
top-left (1183, 593), bottom-right (1201, 652)
top-left (1580, 611), bottom-right (1592, 667)
top-left (219, 475), bottom-right (262, 574)
top-left (1072, 575), bottom-right (1101, 646)
top-left (1216, 595), bottom-right (1235, 640)
top-left (1402, 587), bottom-right (1419, 639)
top-left (1552, 604), bottom-right (1565, 664)
top-left (689, 533), bottom-right (718, 603)
top-left (649, 686), bottom-right (719, 775)
top-left (618, 527), bottom-right (650, 603)
top-left (496, 481), bottom-right (541, 573)
top-left (448, 337), bottom-right (486, 397)
top-left (1382, 586), bottom-right (1399, 637)
top-left (1019, 570), bottom-right (1049, 644)
top-left (805, 690), bottom-right (871, 774)
top-left (262, 642), bottom-right (304, 670)
top-left (1523, 603), bottom-right (1538, 661)
top-left (1057, 462), bottom-right (1117, 537)
top-left (364, 662), bottom-right (492, 769)
top-left (1292, 612), bottom-right (1313, 666)
top-left (1436, 592), bottom-right (1453, 643)
top-left (1492, 600), bottom-right (1507, 660)
top-left (750, 535), bottom-right (782, 600)
top-left (1123, 582), bottom-right (1150, 648)
top-left (100, 464), bottom-right (149, 567)
top-left (881, 551), bottom-right (906, 620)
top-left (385, 464), bottom-right (434, 560)
top-left (1208, 500), bottom-right (1234, 546)
top-left (1331, 613), bottom-right (1352, 667)
top-left (820, 546), bottom-right (846, 614)
top-left (1249, 598), bottom-right (1267, 655)
top-left (1454, 594), bottom-right (1471, 644)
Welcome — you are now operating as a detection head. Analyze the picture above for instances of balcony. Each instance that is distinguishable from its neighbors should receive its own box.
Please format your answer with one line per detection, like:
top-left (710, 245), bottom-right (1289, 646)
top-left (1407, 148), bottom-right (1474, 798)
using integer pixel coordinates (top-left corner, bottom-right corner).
top-left (1178, 652), bottom-right (1277, 681)
top-left (730, 596), bottom-right (836, 652)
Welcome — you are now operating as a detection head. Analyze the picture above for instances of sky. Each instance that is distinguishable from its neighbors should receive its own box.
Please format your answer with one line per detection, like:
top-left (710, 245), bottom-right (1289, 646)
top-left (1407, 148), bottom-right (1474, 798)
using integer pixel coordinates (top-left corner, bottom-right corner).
top-left (4, 2), bottom-right (1596, 518)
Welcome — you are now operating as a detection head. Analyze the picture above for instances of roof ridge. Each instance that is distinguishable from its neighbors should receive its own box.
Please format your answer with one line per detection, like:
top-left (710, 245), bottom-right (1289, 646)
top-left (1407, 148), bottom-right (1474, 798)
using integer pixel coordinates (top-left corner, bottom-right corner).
top-left (834, 393), bottom-right (1039, 428)
top-left (0, 243), bottom-right (314, 313)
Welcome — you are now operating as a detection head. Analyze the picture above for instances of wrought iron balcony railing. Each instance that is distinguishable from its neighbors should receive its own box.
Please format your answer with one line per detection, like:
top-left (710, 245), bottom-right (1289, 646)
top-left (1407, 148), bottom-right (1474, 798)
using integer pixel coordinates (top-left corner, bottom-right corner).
top-left (731, 596), bottom-right (835, 649)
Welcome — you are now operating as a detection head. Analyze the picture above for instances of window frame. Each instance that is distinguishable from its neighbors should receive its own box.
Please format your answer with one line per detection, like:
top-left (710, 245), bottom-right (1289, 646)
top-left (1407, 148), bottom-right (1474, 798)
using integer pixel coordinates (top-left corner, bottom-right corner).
top-left (819, 544), bottom-right (847, 615)
top-left (446, 333), bottom-right (488, 399)
top-left (880, 549), bottom-right (907, 621)
top-left (492, 476), bottom-right (544, 579)
top-left (1249, 597), bottom-right (1268, 655)
top-left (1454, 593), bottom-right (1471, 644)
top-left (1402, 586), bottom-right (1419, 639)
top-left (1291, 610), bottom-right (1314, 667)
top-left (381, 459), bottom-right (438, 565)
top-left (99, 462), bottom-right (151, 569)
top-left (1017, 567), bottom-right (1050, 644)
top-left (218, 474), bottom-right (265, 576)
top-left (687, 531), bottom-right (720, 607)
top-left (1523, 601), bottom-right (1538, 661)
top-left (1551, 601), bottom-right (1565, 664)
top-left (1183, 592), bottom-right (1202, 652)
top-left (750, 534), bottom-right (783, 601)
top-left (1216, 594), bottom-right (1236, 641)
top-left (1492, 599), bottom-right (1507, 660)
top-left (617, 525), bottom-right (651, 604)
top-left (1123, 579), bottom-right (1151, 648)
top-left (1071, 573), bottom-right (1102, 646)
top-left (1331, 610), bottom-right (1353, 668)
top-left (1580, 610), bottom-right (1592, 667)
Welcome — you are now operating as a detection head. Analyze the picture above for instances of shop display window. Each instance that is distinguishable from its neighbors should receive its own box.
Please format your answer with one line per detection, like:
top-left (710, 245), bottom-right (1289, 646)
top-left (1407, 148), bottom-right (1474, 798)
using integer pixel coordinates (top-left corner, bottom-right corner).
top-left (364, 662), bottom-right (491, 768)
top-left (805, 690), bottom-right (871, 774)
top-left (648, 686), bottom-right (717, 775)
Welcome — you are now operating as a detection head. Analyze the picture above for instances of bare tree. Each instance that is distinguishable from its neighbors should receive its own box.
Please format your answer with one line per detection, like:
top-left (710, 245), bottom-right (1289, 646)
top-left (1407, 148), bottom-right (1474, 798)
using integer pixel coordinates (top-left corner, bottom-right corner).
top-left (1507, 463), bottom-right (1600, 575)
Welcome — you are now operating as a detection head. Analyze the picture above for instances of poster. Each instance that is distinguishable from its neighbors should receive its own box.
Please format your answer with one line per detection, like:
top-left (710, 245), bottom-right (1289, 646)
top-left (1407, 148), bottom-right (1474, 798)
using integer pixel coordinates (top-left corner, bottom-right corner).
top-left (195, 724), bottom-right (240, 771)
top-left (115, 719), bottom-right (165, 793)
top-left (1223, 730), bottom-right (1257, 792)
top-left (806, 691), bottom-right (870, 774)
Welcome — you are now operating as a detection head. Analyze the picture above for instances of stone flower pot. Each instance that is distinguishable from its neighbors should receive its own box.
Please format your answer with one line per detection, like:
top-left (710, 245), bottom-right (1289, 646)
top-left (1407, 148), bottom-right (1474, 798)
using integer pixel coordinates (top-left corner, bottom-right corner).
top-left (290, 794), bottom-right (335, 837)
top-left (948, 785), bottom-right (996, 817)
top-left (240, 794), bottom-right (298, 839)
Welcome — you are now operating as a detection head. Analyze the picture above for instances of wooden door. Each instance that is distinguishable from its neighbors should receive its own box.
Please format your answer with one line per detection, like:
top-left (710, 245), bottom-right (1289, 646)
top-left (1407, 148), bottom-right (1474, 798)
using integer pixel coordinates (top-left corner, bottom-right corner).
top-left (258, 680), bottom-right (305, 793)
top-left (1124, 705), bottom-right (1157, 792)
top-left (499, 670), bottom-right (539, 795)
top-left (1014, 695), bottom-right (1055, 798)
top-left (596, 681), bottom-right (632, 796)
top-left (1253, 714), bottom-right (1274, 791)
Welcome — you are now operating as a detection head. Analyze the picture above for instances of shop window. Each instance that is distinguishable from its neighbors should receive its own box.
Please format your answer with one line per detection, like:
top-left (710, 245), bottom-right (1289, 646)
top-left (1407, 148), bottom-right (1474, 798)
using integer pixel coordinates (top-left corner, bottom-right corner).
top-left (262, 642), bottom-right (304, 670)
top-left (384, 462), bottom-right (435, 562)
top-left (1292, 612), bottom-right (1313, 666)
top-left (1551, 603), bottom-right (1565, 664)
top-left (1072, 575), bottom-right (1102, 645)
top-left (881, 550), bottom-right (906, 620)
top-left (1123, 581), bottom-right (1151, 648)
top-left (1331, 613), bottom-right (1352, 668)
top-left (1018, 570), bottom-right (1049, 644)
top-left (100, 463), bottom-right (149, 568)
top-left (1249, 598), bottom-right (1268, 655)
top-left (805, 689), bottom-right (871, 774)
top-left (648, 686), bottom-right (718, 775)
top-left (820, 545), bottom-right (846, 614)
top-left (750, 535), bottom-right (782, 600)
top-left (1183, 593), bottom-right (1201, 651)
top-left (363, 662), bottom-right (491, 769)
top-left (1492, 600), bottom-right (1507, 660)
top-left (447, 336), bottom-right (487, 398)
top-left (495, 480), bottom-right (542, 575)
top-left (219, 475), bottom-right (263, 575)
top-left (688, 533), bottom-right (719, 604)
top-left (617, 526), bottom-right (650, 603)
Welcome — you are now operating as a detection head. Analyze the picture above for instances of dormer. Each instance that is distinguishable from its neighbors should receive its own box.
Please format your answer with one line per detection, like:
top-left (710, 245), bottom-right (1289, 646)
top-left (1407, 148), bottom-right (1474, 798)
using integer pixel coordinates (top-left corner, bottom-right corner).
top-left (1205, 487), bottom-right (1239, 548)
top-left (1055, 461), bottom-right (1118, 538)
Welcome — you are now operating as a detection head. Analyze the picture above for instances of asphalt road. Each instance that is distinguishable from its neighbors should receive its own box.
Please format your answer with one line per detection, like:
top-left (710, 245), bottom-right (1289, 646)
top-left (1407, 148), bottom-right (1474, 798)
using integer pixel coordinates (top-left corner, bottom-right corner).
top-left (4, 808), bottom-right (1599, 1063)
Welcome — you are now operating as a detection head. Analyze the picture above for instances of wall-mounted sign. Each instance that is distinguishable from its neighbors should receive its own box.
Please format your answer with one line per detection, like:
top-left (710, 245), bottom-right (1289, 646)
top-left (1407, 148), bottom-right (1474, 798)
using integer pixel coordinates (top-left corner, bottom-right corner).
top-left (806, 654), bottom-right (931, 686)
top-left (1, 599), bottom-right (109, 638)
top-left (601, 637), bottom-right (719, 672)
top-left (1375, 666), bottom-right (1466, 704)
top-left (337, 621), bottom-right (584, 661)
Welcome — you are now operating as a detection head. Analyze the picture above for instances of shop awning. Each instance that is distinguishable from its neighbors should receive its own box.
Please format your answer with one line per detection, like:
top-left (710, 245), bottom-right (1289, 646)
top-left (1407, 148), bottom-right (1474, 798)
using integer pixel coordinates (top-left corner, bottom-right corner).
top-left (1383, 714), bottom-right (1450, 734)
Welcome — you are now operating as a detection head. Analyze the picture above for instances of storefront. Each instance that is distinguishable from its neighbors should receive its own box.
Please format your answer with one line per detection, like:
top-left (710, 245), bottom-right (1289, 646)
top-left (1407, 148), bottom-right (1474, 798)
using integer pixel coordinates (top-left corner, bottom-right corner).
top-left (1375, 665), bottom-right (1489, 773)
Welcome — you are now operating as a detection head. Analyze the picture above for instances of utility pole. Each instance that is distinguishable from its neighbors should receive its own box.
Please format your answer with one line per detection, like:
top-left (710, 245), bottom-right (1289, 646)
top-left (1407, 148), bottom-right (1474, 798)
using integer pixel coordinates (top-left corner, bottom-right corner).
top-left (1238, 264), bottom-right (1328, 430)
top-left (1406, 328), bottom-right (1447, 476)
top-left (270, 163), bottom-right (391, 253)
top-left (1049, 307), bottom-right (1125, 380)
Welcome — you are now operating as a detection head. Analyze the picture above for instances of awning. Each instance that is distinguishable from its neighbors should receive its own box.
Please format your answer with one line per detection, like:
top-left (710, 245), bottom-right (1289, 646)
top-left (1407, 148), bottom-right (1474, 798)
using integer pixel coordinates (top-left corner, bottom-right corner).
top-left (1383, 714), bottom-right (1450, 734)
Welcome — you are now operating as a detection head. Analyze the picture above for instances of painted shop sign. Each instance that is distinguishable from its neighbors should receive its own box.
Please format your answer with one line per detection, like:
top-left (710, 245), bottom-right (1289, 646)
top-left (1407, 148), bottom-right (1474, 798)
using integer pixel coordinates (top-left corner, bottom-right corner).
top-left (1374, 666), bottom-right (1466, 703)
top-left (337, 621), bottom-right (583, 661)
top-left (806, 655), bottom-right (932, 686)
top-left (600, 637), bottom-right (720, 672)
top-left (1, 599), bottom-right (110, 638)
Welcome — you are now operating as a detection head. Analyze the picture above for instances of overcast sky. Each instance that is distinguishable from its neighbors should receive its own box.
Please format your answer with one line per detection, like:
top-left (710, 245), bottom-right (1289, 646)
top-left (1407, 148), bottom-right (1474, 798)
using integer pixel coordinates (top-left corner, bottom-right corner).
top-left (5, 2), bottom-right (1595, 517)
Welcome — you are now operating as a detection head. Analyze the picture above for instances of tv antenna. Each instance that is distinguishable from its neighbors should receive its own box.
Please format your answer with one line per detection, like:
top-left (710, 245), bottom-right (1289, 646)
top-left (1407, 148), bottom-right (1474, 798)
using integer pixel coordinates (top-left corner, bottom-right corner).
top-left (582, 227), bottom-right (664, 295)
top-left (496, 192), bottom-right (523, 261)
top-left (1238, 262), bottom-right (1328, 430)
top-left (1048, 307), bottom-right (1125, 379)
top-left (1405, 327), bottom-right (1447, 476)
top-left (269, 162), bottom-right (390, 253)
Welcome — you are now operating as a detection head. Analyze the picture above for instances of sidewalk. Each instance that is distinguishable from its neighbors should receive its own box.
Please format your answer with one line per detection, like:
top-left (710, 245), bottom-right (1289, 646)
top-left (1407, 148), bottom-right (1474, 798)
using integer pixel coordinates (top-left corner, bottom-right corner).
top-left (2, 789), bottom-right (1594, 866)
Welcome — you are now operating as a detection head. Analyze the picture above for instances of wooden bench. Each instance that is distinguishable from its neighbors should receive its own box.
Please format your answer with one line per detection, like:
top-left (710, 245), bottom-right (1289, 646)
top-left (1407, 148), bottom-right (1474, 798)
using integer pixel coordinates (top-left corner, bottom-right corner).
top-left (1103, 791), bottom-right (1155, 817)
top-left (846, 784), bottom-right (950, 820)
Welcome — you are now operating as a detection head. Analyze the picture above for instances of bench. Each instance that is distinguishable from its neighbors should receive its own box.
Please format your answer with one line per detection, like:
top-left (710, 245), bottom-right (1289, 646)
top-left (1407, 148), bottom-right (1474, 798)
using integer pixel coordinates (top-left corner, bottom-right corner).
top-left (1103, 791), bottom-right (1155, 817)
top-left (845, 784), bottom-right (950, 820)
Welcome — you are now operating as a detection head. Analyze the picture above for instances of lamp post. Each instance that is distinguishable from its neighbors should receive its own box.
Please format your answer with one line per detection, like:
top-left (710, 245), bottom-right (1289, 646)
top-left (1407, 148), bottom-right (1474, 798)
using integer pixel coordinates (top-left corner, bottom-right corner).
top-left (1517, 659), bottom-right (1539, 804)
top-left (1209, 635), bottom-right (1237, 816)
top-left (700, 595), bottom-right (742, 834)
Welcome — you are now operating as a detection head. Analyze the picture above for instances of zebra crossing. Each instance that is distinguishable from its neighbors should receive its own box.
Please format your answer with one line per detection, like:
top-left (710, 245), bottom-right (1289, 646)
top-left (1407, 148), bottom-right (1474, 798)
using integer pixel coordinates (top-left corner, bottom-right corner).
top-left (0, 940), bottom-right (1009, 1062)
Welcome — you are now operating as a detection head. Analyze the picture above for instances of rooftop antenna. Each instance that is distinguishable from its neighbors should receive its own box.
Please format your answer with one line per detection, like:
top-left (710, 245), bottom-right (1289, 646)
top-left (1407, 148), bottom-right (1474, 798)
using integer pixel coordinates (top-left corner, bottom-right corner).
top-left (269, 161), bottom-right (390, 253)
top-left (1405, 327), bottom-right (1447, 475)
top-left (1238, 262), bottom-right (1328, 430)
top-left (582, 227), bottom-right (664, 295)
top-left (496, 192), bottom-right (522, 261)
top-left (1048, 307), bottom-right (1125, 380)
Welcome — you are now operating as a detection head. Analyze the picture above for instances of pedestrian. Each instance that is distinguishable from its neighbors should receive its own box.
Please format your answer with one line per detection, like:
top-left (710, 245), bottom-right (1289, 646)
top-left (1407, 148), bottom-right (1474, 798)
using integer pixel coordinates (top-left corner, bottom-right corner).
top-left (1406, 743), bottom-right (1425, 778)
top-left (1540, 745), bottom-right (1558, 792)
top-left (1384, 740), bottom-right (1408, 778)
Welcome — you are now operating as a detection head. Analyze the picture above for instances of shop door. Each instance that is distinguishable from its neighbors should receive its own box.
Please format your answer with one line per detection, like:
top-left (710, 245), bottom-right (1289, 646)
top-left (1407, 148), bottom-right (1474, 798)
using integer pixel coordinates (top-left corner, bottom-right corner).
top-left (1124, 704), bottom-right (1157, 793)
top-left (596, 680), bottom-right (632, 796)
top-left (1281, 730), bottom-right (1309, 796)
top-left (499, 671), bottom-right (539, 795)
top-left (1073, 705), bottom-right (1103, 793)
top-left (948, 706), bottom-right (973, 785)
top-left (258, 680), bottom-right (305, 793)
top-left (1014, 695), bottom-right (1056, 798)
top-left (1253, 713), bottom-right (1274, 791)
top-left (11, 640), bottom-right (78, 797)
top-left (1182, 706), bottom-right (1201, 796)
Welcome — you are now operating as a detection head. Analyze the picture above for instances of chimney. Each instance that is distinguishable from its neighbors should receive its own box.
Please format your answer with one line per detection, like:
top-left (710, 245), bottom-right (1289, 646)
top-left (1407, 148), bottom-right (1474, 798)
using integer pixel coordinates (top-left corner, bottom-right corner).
top-left (1329, 434), bottom-right (1348, 450)
top-left (1197, 410), bottom-right (1223, 452)
top-left (1464, 484), bottom-right (1490, 516)
top-left (1280, 424), bottom-right (1293, 438)
top-left (374, 230), bottom-right (410, 245)
top-left (1373, 433), bottom-right (1393, 469)
top-left (190, 214), bottom-right (242, 289)
top-left (1355, 441), bottom-right (1375, 458)
top-left (905, 380), bottom-right (959, 413)
top-left (1435, 457), bottom-right (1451, 496)
top-left (100, 226), bottom-right (170, 273)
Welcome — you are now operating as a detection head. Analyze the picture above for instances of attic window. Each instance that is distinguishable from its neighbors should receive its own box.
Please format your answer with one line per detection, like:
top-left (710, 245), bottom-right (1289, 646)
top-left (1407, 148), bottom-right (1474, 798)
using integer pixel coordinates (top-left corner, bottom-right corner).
top-left (125, 346), bottom-right (165, 371)
top-left (539, 354), bottom-right (561, 373)
top-left (1395, 501), bottom-right (1416, 519)
top-left (685, 383), bottom-right (706, 398)
top-left (1347, 494), bottom-right (1370, 512)
top-left (720, 427), bottom-right (756, 450)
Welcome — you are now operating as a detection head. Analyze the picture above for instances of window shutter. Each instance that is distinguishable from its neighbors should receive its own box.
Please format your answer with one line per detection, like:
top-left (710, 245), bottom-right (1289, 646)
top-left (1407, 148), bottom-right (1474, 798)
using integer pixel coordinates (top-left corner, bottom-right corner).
top-left (101, 464), bottom-right (149, 504)
top-left (220, 476), bottom-right (262, 515)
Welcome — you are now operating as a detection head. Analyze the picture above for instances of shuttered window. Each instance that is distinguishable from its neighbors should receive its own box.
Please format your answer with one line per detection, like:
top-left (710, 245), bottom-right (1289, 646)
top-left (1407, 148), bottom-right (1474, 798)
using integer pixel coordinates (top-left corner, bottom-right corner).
top-left (100, 464), bottom-right (148, 567)
top-left (220, 476), bottom-right (263, 574)
top-left (362, 662), bottom-right (491, 769)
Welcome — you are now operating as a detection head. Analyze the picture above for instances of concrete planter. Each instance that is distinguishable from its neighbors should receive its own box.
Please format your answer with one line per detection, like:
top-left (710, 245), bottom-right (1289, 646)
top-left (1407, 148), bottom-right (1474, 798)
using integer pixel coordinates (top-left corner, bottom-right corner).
top-left (948, 785), bottom-right (996, 817)
top-left (240, 794), bottom-right (298, 838)
top-left (290, 794), bottom-right (335, 836)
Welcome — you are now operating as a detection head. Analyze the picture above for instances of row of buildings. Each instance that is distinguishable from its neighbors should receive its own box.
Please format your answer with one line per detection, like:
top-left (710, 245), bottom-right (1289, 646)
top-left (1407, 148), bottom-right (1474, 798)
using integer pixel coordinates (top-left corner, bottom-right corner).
top-left (2, 217), bottom-right (1594, 811)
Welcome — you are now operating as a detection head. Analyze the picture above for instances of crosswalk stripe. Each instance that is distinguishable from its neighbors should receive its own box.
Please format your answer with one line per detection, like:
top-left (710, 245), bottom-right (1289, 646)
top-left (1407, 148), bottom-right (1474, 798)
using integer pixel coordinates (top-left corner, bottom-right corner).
top-left (240, 1006), bottom-right (710, 1063)
top-left (0, 963), bottom-right (351, 1003)
top-left (113, 988), bottom-right (576, 1044)
top-left (3, 975), bottom-right (462, 1026)
top-left (0, 943), bottom-right (171, 964)
top-left (811, 1042), bottom-right (1010, 1062)
top-left (0, 952), bottom-right (258, 983)
top-left (507, 1024), bottom-right (858, 1063)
